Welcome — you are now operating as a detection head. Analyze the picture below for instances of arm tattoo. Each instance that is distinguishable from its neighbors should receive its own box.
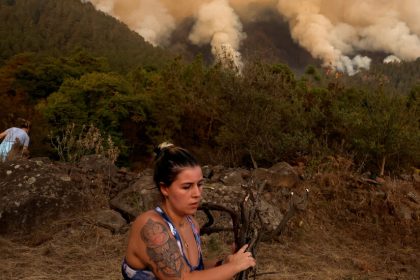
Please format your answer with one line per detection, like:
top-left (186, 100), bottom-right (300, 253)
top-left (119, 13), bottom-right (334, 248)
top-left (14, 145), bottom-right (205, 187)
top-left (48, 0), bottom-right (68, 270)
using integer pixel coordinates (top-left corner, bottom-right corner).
top-left (141, 219), bottom-right (184, 278)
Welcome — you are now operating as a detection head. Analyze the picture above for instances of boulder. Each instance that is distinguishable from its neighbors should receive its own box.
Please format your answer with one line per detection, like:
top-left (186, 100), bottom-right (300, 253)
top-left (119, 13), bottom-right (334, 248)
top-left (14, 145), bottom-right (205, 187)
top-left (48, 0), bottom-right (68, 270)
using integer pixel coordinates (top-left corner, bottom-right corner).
top-left (258, 199), bottom-right (283, 232)
top-left (268, 162), bottom-right (300, 189)
top-left (95, 209), bottom-right (127, 233)
top-left (252, 162), bottom-right (300, 191)
top-left (78, 154), bottom-right (118, 176)
top-left (0, 159), bottom-right (92, 236)
top-left (109, 171), bottom-right (161, 220)
top-left (207, 165), bottom-right (226, 183)
top-left (201, 182), bottom-right (283, 232)
top-left (201, 182), bottom-right (243, 209)
top-left (220, 168), bottom-right (249, 186)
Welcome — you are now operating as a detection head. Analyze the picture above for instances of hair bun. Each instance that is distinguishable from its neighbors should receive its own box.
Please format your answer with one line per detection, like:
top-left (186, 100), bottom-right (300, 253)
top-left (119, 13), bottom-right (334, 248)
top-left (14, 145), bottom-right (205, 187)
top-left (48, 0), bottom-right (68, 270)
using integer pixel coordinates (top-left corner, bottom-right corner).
top-left (154, 142), bottom-right (174, 158)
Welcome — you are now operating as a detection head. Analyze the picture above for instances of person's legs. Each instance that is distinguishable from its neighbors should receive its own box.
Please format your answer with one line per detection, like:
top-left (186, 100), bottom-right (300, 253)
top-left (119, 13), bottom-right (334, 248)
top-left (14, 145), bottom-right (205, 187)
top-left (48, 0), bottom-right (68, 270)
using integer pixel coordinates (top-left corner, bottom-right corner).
top-left (0, 141), bottom-right (13, 162)
top-left (6, 142), bottom-right (23, 161)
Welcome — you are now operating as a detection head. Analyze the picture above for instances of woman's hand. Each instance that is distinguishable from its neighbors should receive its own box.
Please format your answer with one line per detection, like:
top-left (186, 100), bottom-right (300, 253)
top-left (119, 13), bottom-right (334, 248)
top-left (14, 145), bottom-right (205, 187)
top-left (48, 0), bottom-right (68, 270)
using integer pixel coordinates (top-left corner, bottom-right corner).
top-left (225, 244), bottom-right (256, 273)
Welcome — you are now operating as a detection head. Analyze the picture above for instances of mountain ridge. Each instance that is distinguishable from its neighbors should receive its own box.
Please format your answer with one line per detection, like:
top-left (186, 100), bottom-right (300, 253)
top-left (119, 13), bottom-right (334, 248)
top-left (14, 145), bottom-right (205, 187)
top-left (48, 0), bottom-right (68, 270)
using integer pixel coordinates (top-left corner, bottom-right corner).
top-left (0, 0), bottom-right (170, 71)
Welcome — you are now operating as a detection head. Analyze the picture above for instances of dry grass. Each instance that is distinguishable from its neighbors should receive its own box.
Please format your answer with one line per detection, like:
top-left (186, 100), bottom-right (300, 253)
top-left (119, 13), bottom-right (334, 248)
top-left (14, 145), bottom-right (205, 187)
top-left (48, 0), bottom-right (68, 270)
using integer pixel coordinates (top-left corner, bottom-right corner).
top-left (51, 123), bottom-right (120, 164)
top-left (254, 221), bottom-right (419, 280)
top-left (0, 215), bottom-right (126, 280)
top-left (2, 207), bottom-right (417, 280)
top-left (1, 159), bottom-right (419, 280)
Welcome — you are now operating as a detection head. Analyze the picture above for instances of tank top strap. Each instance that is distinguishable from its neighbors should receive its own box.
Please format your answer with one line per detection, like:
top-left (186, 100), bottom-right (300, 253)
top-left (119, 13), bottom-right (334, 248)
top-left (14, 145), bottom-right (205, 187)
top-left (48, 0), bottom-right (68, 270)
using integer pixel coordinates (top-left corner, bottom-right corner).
top-left (155, 206), bottom-right (178, 236)
top-left (186, 216), bottom-right (204, 270)
top-left (154, 207), bottom-right (204, 271)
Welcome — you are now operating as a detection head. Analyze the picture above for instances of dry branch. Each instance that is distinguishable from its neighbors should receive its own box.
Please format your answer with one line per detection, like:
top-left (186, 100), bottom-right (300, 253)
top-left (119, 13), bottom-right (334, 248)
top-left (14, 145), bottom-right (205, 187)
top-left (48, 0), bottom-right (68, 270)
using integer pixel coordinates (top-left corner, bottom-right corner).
top-left (199, 180), bottom-right (309, 279)
top-left (271, 189), bottom-right (309, 238)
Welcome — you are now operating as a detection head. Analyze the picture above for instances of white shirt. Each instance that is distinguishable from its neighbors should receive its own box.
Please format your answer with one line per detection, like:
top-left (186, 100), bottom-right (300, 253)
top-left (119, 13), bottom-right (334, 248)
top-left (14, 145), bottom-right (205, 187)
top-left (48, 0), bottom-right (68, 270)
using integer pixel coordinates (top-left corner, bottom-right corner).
top-left (3, 127), bottom-right (30, 147)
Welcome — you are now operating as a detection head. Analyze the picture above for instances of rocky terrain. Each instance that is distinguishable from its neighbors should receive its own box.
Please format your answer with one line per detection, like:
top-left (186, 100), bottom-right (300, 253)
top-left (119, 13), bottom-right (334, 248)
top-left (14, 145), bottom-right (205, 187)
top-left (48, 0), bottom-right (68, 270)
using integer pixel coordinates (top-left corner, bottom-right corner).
top-left (1, 156), bottom-right (419, 279)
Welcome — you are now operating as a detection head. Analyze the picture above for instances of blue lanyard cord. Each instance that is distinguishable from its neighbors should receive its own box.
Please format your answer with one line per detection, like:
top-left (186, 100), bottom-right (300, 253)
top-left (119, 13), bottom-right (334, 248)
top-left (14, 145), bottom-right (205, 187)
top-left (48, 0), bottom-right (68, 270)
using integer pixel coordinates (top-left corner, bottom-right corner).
top-left (155, 207), bottom-right (203, 271)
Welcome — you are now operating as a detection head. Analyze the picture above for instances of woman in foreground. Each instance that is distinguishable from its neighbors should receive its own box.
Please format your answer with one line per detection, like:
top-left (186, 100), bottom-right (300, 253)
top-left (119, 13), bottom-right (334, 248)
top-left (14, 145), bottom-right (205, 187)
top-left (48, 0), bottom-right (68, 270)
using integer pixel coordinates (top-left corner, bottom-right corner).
top-left (122, 143), bottom-right (256, 280)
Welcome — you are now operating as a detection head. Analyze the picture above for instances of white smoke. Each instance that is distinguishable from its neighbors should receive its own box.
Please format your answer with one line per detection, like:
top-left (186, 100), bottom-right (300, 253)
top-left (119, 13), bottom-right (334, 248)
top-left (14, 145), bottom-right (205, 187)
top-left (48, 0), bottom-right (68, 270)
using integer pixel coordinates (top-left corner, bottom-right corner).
top-left (83, 0), bottom-right (420, 75)
top-left (189, 0), bottom-right (246, 71)
top-left (87, 0), bottom-right (114, 14)
top-left (86, 0), bottom-right (175, 46)
top-left (276, 0), bottom-right (420, 74)
top-left (383, 55), bottom-right (401, 64)
top-left (133, 0), bottom-right (175, 46)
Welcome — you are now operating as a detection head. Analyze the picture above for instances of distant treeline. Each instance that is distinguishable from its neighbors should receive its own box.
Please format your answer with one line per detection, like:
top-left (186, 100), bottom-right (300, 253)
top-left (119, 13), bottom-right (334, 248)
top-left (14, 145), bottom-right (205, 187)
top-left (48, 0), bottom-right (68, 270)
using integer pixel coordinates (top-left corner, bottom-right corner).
top-left (0, 51), bottom-right (419, 175)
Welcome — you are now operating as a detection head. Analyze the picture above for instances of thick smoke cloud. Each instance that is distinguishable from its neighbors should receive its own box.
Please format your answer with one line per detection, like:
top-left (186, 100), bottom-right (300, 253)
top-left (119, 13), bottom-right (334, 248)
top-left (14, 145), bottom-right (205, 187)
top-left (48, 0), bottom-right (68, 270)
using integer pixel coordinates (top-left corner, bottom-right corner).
top-left (87, 0), bottom-right (175, 46)
top-left (277, 0), bottom-right (420, 74)
top-left (189, 0), bottom-right (245, 70)
top-left (84, 0), bottom-right (420, 74)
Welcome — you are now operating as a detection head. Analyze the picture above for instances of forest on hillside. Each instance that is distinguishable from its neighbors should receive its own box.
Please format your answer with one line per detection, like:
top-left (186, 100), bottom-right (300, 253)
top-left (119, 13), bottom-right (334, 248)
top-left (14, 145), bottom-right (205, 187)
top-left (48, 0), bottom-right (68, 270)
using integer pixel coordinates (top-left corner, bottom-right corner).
top-left (0, 49), bottom-right (419, 176)
top-left (0, 0), bottom-right (419, 176)
top-left (0, 0), bottom-right (170, 70)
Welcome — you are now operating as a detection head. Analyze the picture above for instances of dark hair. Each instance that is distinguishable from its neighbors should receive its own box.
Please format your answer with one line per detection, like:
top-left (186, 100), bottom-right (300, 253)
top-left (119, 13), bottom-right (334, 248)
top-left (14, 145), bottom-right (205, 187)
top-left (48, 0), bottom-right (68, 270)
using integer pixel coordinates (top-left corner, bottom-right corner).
top-left (153, 142), bottom-right (199, 188)
top-left (18, 118), bottom-right (30, 129)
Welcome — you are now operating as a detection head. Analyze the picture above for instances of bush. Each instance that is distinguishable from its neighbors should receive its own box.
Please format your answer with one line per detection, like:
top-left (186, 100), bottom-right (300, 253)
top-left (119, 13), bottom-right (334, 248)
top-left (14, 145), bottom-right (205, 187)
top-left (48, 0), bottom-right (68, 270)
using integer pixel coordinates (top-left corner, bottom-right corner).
top-left (50, 123), bottom-right (119, 163)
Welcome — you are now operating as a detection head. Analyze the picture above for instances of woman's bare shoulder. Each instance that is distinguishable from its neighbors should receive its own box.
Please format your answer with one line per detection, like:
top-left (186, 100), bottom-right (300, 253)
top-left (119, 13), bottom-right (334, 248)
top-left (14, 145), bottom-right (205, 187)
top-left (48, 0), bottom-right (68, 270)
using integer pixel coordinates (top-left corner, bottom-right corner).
top-left (132, 210), bottom-right (162, 228)
top-left (127, 210), bottom-right (165, 245)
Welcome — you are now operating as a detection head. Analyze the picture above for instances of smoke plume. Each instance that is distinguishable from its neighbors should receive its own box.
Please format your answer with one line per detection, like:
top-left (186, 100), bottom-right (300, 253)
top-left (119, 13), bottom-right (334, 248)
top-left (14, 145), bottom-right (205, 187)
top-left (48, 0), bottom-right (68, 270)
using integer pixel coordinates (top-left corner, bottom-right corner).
top-left (189, 0), bottom-right (246, 71)
top-left (84, 0), bottom-right (420, 74)
top-left (87, 0), bottom-right (175, 46)
top-left (276, 0), bottom-right (420, 74)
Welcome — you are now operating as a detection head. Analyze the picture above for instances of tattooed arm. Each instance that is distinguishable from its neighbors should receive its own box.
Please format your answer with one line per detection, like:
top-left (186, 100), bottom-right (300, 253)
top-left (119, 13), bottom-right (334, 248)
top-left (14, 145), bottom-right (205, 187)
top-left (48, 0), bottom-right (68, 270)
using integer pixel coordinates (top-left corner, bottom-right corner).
top-left (125, 212), bottom-right (255, 280)
top-left (141, 218), bottom-right (184, 278)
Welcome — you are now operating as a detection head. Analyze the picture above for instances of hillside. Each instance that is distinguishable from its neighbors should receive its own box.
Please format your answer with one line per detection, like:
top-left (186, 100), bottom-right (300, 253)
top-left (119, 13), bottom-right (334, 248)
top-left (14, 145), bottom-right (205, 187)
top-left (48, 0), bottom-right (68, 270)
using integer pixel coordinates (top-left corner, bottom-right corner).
top-left (2, 0), bottom-right (418, 80)
top-left (167, 14), bottom-right (318, 72)
top-left (0, 0), bottom-right (170, 71)
top-left (241, 16), bottom-right (317, 71)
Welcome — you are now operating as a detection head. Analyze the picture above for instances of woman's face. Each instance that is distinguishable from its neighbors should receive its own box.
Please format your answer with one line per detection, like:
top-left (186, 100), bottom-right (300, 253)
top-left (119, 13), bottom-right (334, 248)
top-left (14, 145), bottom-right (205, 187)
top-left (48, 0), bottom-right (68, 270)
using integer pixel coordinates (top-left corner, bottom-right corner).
top-left (161, 165), bottom-right (204, 216)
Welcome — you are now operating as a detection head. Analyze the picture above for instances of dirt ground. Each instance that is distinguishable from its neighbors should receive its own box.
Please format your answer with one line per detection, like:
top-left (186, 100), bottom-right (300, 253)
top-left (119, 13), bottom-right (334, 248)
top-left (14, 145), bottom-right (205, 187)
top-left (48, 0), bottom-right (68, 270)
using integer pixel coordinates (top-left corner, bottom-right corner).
top-left (1, 171), bottom-right (419, 280)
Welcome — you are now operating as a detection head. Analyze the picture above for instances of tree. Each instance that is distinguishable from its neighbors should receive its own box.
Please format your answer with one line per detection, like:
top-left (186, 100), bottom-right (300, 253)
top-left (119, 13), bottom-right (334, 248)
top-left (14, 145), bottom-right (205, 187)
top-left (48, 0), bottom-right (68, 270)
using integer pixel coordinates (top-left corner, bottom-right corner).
top-left (38, 72), bottom-right (148, 158)
top-left (336, 88), bottom-right (420, 175)
top-left (215, 63), bottom-right (315, 166)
